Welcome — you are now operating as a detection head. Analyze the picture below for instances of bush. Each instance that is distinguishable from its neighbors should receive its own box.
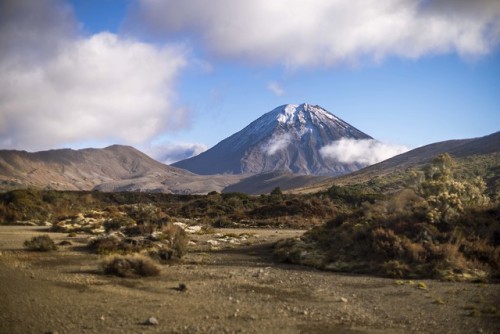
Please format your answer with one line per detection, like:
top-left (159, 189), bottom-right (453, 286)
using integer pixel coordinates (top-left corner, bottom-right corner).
top-left (417, 153), bottom-right (490, 223)
top-left (88, 234), bottom-right (153, 255)
top-left (271, 187), bottom-right (283, 196)
top-left (23, 235), bottom-right (57, 251)
top-left (103, 255), bottom-right (160, 278)
top-left (103, 216), bottom-right (135, 232)
top-left (161, 224), bottom-right (188, 259)
top-left (148, 248), bottom-right (175, 263)
top-left (123, 223), bottom-right (155, 236)
top-left (88, 235), bottom-right (122, 254)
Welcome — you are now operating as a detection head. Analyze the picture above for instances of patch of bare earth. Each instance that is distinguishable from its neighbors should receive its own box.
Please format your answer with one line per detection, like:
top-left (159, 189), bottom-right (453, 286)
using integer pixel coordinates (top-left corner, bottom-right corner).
top-left (0, 226), bottom-right (498, 333)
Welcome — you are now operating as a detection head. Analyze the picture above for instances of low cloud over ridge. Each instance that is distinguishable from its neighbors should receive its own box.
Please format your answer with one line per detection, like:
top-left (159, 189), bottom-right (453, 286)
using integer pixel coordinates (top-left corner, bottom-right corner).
top-left (0, 0), bottom-right (189, 151)
top-left (144, 142), bottom-right (207, 165)
top-left (320, 139), bottom-right (409, 165)
top-left (131, 0), bottom-right (500, 67)
top-left (264, 133), bottom-right (292, 155)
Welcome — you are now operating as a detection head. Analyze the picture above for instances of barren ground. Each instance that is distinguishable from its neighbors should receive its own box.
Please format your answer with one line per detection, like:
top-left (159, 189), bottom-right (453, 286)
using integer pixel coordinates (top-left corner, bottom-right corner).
top-left (0, 226), bottom-right (499, 334)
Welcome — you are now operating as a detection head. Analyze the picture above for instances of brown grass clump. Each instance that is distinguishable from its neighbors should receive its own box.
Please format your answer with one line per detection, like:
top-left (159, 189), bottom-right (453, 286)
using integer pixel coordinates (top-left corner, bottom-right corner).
top-left (103, 254), bottom-right (160, 278)
top-left (88, 234), bottom-right (154, 255)
top-left (160, 224), bottom-right (188, 259)
top-left (88, 235), bottom-right (123, 254)
top-left (23, 235), bottom-right (57, 251)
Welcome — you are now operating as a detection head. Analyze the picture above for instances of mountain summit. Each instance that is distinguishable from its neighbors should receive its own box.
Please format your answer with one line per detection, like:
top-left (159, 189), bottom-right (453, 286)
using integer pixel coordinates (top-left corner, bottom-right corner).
top-left (173, 103), bottom-right (372, 176)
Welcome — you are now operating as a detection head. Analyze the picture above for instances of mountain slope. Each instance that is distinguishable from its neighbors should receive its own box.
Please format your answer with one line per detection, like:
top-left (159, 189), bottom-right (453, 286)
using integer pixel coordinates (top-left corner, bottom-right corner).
top-left (173, 103), bottom-right (372, 176)
top-left (222, 171), bottom-right (331, 195)
top-left (293, 131), bottom-right (500, 194)
top-left (0, 145), bottom-right (244, 194)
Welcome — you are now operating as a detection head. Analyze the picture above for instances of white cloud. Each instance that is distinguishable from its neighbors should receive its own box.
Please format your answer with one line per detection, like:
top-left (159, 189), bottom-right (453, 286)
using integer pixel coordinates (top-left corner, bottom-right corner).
top-left (0, 0), bottom-right (189, 151)
top-left (143, 142), bottom-right (207, 164)
top-left (264, 133), bottom-right (292, 155)
top-left (320, 139), bottom-right (409, 165)
top-left (131, 0), bottom-right (500, 67)
top-left (267, 81), bottom-right (285, 96)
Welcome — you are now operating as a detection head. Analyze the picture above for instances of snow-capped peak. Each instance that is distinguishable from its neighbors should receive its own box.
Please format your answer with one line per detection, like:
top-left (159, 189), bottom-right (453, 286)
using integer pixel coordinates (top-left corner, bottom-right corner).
top-left (272, 103), bottom-right (340, 125)
top-left (173, 103), bottom-right (372, 176)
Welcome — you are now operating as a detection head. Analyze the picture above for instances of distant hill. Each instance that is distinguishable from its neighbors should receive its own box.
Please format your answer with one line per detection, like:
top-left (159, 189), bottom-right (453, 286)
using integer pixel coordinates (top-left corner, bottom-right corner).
top-left (293, 131), bottom-right (500, 194)
top-left (223, 171), bottom-right (330, 195)
top-left (1, 132), bottom-right (497, 196)
top-left (0, 145), bottom-right (243, 194)
top-left (173, 103), bottom-right (372, 176)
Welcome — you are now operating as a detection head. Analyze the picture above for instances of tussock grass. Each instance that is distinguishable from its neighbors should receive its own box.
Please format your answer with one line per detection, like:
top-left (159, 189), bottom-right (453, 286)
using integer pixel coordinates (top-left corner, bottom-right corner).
top-left (103, 254), bottom-right (160, 278)
top-left (23, 235), bottom-right (57, 252)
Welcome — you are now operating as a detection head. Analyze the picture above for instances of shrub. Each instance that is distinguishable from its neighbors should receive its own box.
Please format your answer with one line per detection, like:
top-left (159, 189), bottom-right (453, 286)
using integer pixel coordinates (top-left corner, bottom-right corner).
top-left (88, 235), bottom-right (123, 254)
top-left (371, 228), bottom-right (404, 259)
top-left (271, 187), bottom-right (283, 196)
top-left (123, 223), bottom-right (155, 236)
top-left (417, 153), bottom-right (490, 223)
top-left (327, 185), bottom-right (384, 205)
top-left (161, 224), bottom-right (188, 259)
top-left (383, 260), bottom-right (410, 278)
top-left (103, 255), bottom-right (160, 278)
top-left (23, 235), bottom-right (57, 251)
top-left (88, 234), bottom-right (154, 255)
top-left (103, 216), bottom-right (135, 232)
top-left (148, 248), bottom-right (175, 263)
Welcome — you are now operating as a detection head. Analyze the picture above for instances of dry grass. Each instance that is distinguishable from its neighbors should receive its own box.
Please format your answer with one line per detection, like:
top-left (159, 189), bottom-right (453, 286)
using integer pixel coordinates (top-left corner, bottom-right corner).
top-left (23, 235), bottom-right (57, 252)
top-left (103, 254), bottom-right (161, 278)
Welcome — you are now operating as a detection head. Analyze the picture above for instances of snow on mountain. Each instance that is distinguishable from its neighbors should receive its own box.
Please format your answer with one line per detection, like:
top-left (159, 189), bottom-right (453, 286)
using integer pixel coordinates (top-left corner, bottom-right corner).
top-left (173, 103), bottom-right (373, 176)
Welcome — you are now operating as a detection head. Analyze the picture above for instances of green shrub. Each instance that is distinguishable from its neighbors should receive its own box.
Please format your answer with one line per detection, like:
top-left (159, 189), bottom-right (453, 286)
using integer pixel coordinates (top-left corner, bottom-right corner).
top-left (271, 187), bottom-right (283, 196)
top-left (327, 185), bottom-right (384, 205)
top-left (103, 255), bottom-right (160, 278)
top-left (23, 235), bottom-right (57, 251)
top-left (417, 153), bottom-right (490, 223)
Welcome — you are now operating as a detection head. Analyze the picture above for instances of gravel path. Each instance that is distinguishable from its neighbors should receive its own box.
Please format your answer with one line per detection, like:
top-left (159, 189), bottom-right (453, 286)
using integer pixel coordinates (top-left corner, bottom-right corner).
top-left (0, 226), bottom-right (499, 334)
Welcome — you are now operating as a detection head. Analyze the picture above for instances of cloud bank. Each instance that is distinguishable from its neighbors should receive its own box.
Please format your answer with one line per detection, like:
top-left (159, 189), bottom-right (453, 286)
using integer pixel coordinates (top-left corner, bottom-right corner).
top-left (264, 133), bottom-right (292, 155)
top-left (144, 142), bottom-right (207, 164)
top-left (320, 139), bottom-right (409, 165)
top-left (267, 81), bottom-right (285, 96)
top-left (0, 0), bottom-right (189, 151)
top-left (132, 0), bottom-right (500, 67)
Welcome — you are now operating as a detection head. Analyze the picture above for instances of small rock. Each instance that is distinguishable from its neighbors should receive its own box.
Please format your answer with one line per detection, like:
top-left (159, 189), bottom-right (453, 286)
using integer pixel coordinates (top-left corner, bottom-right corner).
top-left (185, 225), bottom-right (202, 233)
top-left (340, 297), bottom-right (348, 303)
top-left (100, 315), bottom-right (105, 321)
top-left (173, 222), bottom-right (187, 229)
top-left (177, 283), bottom-right (187, 292)
top-left (145, 317), bottom-right (159, 326)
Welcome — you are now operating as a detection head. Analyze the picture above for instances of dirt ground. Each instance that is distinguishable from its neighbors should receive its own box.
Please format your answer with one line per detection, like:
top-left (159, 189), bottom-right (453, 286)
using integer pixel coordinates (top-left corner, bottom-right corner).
top-left (0, 226), bottom-right (499, 334)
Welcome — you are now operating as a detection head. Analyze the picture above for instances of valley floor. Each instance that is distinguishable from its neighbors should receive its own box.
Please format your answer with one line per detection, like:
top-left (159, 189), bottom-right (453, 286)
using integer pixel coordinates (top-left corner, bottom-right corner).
top-left (0, 226), bottom-right (499, 334)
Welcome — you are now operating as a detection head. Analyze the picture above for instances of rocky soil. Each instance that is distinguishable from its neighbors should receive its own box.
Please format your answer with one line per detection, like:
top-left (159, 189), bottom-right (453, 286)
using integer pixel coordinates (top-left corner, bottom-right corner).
top-left (1, 226), bottom-right (499, 334)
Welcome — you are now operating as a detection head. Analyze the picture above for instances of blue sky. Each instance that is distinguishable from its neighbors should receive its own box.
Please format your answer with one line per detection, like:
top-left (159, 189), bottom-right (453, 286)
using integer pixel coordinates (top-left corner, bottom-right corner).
top-left (1, 0), bottom-right (499, 163)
